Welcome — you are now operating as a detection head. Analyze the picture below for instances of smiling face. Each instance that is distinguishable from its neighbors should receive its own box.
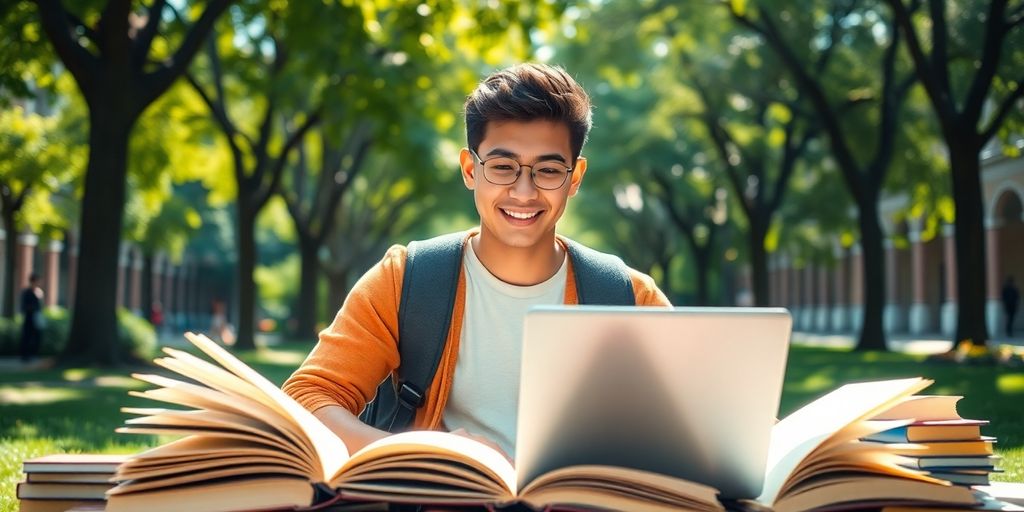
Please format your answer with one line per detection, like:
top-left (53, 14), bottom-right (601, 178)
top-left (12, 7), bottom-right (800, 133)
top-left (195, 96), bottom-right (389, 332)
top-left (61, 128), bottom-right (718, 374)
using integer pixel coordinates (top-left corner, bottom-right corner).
top-left (459, 119), bottom-right (587, 254)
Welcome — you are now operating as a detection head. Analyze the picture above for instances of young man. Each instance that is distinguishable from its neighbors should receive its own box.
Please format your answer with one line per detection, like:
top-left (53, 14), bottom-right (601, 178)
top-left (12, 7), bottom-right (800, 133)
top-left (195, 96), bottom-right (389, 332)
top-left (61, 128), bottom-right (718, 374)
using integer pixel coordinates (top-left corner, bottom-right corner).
top-left (283, 63), bottom-right (669, 458)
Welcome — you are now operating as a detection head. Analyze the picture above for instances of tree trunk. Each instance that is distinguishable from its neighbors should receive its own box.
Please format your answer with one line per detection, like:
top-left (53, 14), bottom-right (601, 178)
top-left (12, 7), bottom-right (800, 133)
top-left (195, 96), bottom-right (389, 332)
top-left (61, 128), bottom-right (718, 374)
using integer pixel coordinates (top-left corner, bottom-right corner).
top-left (2, 205), bottom-right (16, 318)
top-left (748, 216), bottom-right (770, 307)
top-left (235, 202), bottom-right (257, 350)
top-left (294, 232), bottom-right (320, 339)
top-left (855, 191), bottom-right (887, 351)
top-left (693, 247), bottom-right (711, 306)
top-left (949, 139), bottom-right (988, 347)
top-left (62, 105), bottom-right (134, 366)
top-left (325, 268), bottom-right (349, 328)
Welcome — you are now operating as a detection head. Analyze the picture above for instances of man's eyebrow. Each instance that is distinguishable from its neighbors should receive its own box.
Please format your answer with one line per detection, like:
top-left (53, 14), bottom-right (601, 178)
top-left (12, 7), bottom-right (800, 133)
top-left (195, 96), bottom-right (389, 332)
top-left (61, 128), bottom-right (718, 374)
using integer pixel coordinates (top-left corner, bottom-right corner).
top-left (485, 148), bottom-right (568, 163)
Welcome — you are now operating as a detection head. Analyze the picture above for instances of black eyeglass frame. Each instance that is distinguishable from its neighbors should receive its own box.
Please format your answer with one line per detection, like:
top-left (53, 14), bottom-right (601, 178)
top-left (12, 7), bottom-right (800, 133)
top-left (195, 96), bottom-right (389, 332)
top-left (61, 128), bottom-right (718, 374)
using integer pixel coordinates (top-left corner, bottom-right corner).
top-left (469, 149), bottom-right (575, 190)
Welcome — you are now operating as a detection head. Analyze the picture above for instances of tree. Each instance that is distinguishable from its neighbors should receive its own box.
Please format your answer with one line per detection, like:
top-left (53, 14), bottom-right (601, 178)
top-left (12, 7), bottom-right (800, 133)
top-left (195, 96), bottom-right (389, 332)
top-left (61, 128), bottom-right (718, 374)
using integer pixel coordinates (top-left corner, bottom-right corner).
top-left (885, 0), bottom-right (1024, 348)
top-left (32, 0), bottom-right (232, 365)
top-left (282, 124), bottom-right (371, 338)
top-left (729, 0), bottom-right (918, 350)
top-left (673, 46), bottom-right (818, 307)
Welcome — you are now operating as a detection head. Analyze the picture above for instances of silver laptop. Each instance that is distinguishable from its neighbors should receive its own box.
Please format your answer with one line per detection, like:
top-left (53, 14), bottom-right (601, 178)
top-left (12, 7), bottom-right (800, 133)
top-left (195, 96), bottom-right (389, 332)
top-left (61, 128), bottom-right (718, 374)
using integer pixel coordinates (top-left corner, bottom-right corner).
top-left (515, 306), bottom-right (791, 499)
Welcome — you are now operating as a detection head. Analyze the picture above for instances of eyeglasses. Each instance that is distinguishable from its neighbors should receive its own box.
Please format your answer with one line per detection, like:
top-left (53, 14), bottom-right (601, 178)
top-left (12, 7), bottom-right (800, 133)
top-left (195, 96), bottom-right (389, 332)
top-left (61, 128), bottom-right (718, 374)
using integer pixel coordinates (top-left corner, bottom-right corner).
top-left (470, 149), bottom-right (574, 190)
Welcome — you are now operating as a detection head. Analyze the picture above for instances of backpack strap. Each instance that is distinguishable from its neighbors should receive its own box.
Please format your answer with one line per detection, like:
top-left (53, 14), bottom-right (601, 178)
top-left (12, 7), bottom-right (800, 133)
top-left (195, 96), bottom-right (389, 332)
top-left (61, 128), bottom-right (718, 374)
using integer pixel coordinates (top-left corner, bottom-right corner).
top-left (562, 237), bottom-right (636, 306)
top-left (386, 231), bottom-right (467, 431)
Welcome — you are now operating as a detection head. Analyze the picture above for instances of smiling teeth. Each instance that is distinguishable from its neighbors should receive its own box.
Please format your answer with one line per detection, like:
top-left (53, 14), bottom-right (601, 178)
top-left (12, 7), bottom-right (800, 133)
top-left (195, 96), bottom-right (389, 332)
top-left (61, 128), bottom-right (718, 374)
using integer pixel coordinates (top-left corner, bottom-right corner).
top-left (503, 209), bottom-right (539, 219)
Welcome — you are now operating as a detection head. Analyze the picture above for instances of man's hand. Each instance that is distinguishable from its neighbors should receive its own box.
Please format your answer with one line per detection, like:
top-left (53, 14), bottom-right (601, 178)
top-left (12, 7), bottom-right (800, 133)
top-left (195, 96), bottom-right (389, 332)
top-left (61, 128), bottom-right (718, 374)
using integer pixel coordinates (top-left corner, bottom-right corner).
top-left (313, 405), bottom-right (390, 453)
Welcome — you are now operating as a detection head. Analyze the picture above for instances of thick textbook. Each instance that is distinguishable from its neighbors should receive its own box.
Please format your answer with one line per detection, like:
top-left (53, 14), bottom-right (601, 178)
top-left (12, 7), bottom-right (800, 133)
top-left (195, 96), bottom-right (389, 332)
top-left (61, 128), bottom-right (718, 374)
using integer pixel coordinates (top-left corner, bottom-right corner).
top-left (107, 333), bottom-right (978, 512)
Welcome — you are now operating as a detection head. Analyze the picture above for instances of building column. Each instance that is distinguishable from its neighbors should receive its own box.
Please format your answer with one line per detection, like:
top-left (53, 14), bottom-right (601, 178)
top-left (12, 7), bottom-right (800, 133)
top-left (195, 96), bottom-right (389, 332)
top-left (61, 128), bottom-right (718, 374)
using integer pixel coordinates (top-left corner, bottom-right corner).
top-left (816, 262), bottom-right (830, 331)
top-left (130, 247), bottom-right (144, 315)
top-left (801, 263), bottom-right (815, 330)
top-left (151, 252), bottom-right (164, 315)
top-left (16, 232), bottom-right (38, 291)
top-left (908, 227), bottom-right (930, 334)
top-left (778, 254), bottom-right (790, 311)
top-left (850, 243), bottom-right (864, 330)
top-left (174, 260), bottom-right (188, 330)
top-left (0, 229), bottom-right (6, 314)
top-left (791, 261), bottom-right (803, 329)
top-left (986, 218), bottom-right (1004, 338)
top-left (116, 242), bottom-right (130, 307)
top-left (66, 231), bottom-right (78, 310)
top-left (941, 224), bottom-right (958, 336)
top-left (883, 239), bottom-right (904, 333)
top-left (164, 262), bottom-right (176, 330)
top-left (43, 240), bottom-right (62, 308)
top-left (831, 242), bottom-right (848, 332)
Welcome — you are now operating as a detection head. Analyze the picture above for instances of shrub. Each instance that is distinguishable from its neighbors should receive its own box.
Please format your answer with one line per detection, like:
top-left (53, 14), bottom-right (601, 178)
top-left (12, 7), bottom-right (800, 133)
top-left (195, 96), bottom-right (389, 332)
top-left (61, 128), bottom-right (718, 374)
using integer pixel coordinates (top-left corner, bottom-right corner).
top-left (0, 307), bottom-right (156, 362)
top-left (116, 308), bottom-right (157, 362)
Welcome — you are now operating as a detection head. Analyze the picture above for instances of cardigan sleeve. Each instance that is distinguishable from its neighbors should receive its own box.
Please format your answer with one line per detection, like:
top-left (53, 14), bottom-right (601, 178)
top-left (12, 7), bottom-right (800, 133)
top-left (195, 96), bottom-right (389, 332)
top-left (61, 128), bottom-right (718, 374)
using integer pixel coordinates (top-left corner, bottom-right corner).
top-left (282, 245), bottom-right (407, 415)
top-left (627, 268), bottom-right (672, 307)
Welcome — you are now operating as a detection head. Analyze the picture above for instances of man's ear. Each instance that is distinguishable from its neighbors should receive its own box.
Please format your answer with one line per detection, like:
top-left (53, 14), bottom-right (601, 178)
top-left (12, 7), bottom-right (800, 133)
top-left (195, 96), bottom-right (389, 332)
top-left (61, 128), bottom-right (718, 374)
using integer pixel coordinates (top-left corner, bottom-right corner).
top-left (459, 148), bottom-right (476, 190)
top-left (568, 156), bottom-right (588, 197)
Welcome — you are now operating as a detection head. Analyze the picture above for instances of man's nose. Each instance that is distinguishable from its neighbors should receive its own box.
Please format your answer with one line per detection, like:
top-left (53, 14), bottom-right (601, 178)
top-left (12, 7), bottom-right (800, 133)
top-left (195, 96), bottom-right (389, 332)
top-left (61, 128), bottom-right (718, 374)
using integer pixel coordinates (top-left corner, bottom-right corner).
top-left (509, 167), bottom-right (539, 199)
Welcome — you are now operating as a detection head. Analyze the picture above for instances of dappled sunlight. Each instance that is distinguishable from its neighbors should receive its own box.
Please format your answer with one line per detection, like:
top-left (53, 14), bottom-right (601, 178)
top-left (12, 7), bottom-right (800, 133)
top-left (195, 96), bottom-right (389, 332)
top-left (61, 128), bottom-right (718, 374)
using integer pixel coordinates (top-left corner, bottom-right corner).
top-left (785, 373), bottom-right (835, 394)
top-left (249, 348), bottom-right (307, 367)
top-left (61, 369), bottom-right (99, 382)
top-left (93, 375), bottom-right (146, 389)
top-left (0, 386), bottom-right (83, 406)
top-left (997, 374), bottom-right (1024, 394)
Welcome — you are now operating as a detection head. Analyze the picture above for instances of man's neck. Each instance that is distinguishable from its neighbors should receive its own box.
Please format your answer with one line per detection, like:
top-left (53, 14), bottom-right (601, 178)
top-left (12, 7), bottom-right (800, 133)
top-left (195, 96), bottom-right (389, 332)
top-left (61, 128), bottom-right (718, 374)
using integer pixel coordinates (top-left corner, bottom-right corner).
top-left (471, 231), bottom-right (564, 286)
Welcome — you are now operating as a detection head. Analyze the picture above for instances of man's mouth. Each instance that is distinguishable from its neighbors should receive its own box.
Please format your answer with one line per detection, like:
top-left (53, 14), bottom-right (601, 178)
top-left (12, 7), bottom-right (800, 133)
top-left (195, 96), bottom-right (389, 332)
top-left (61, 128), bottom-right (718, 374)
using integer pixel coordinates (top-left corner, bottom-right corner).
top-left (501, 208), bottom-right (542, 220)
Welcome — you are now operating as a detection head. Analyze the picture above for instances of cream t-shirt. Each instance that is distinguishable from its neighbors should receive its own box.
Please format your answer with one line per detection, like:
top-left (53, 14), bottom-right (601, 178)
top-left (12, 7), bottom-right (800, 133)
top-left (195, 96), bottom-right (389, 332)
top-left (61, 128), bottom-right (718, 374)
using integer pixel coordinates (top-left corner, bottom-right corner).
top-left (442, 240), bottom-right (568, 457)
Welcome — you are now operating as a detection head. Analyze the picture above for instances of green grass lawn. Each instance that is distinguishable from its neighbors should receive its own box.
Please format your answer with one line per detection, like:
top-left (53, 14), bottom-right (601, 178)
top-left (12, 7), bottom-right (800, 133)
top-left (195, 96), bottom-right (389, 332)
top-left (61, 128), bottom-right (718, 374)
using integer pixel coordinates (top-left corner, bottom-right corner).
top-left (2, 342), bottom-right (1022, 512)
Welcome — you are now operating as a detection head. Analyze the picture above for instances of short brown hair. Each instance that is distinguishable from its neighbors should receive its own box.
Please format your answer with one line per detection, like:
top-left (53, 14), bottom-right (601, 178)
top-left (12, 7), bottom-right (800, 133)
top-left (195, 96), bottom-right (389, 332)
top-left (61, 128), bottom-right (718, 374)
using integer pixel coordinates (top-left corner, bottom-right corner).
top-left (464, 63), bottom-right (592, 161)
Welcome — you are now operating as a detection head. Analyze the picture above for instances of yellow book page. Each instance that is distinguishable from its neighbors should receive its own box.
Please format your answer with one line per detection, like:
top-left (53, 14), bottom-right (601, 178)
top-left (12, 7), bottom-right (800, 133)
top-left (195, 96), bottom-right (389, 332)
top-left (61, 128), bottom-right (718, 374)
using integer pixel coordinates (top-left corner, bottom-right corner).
top-left (519, 465), bottom-right (722, 510)
top-left (772, 475), bottom-right (976, 512)
top-left (107, 463), bottom-right (310, 495)
top-left (874, 395), bottom-right (963, 421)
top-left (759, 377), bottom-right (931, 505)
top-left (119, 454), bottom-right (307, 482)
top-left (127, 375), bottom-right (314, 459)
top-left (106, 476), bottom-right (313, 512)
top-left (336, 430), bottom-right (515, 496)
top-left (183, 332), bottom-right (349, 479)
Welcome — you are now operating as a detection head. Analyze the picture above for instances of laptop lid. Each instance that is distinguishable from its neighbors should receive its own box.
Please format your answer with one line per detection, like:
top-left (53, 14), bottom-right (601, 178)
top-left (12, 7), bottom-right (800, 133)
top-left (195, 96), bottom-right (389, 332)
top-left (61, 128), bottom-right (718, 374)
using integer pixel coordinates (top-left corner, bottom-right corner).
top-left (515, 306), bottom-right (791, 499)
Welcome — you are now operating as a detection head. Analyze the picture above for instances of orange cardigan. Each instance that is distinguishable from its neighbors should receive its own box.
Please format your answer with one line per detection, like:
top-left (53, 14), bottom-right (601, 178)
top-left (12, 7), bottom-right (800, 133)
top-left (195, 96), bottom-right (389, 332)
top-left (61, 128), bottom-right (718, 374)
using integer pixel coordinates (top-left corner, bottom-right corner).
top-left (282, 230), bottom-right (671, 429)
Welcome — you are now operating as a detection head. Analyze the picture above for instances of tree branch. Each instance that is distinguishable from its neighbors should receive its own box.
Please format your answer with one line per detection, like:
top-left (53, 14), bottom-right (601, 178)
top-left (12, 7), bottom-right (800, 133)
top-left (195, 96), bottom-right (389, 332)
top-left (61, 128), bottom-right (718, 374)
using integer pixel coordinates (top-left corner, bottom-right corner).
top-left (885, 0), bottom-right (956, 122)
top-left (318, 135), bottom-right (372, 245)
top-left (184, 71), bottom-right (244, 182)
top-left (32, 0), bottom-right (97, 95)
top-left (963, 0), bottom-right (1010, 125)
top-left (132, 0), bottom-right (167, 67)
top-left (730, 5), bottom-right (865, 201)
top-left (255, 108), bottom-right (323, 210)
top-left (980, 77), bottom-right (1024, 144)
top-left (145, 0), bottom-right (232, 102)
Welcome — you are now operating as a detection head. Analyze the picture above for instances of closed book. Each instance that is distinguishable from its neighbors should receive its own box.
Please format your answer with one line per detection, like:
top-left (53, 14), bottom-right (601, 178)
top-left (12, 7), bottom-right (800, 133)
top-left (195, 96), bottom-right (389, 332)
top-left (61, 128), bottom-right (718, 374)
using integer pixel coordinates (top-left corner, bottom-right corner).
top-left (23, 454), bottom-right (128, 474)
top-left (17, 481), bottom-right (112, 500)
top-left (27, 472), bottom-right (115, 484)
top-left (929, 470), bottom-right (991, 486)
top-left (883, 438), bottom-right (997, 457)
top-left (17, 499), bottom-right (105, 512)
top-left (902, 455), bottom-right (1000, 470)
top-left (865, 421), bottom-right (987, 443)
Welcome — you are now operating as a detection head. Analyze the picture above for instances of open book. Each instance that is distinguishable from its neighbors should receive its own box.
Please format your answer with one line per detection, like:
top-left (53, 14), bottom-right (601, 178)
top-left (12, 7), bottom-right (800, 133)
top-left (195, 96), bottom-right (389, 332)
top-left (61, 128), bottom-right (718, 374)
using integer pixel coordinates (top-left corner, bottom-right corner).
top-left (107, 333), bottom-right (979, 512)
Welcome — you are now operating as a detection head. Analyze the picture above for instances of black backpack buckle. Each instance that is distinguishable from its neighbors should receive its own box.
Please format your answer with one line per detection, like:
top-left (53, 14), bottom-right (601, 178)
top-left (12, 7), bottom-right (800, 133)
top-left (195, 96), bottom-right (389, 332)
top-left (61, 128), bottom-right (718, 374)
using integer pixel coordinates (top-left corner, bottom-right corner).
top-left (397, 382), bottom-right (425, 409)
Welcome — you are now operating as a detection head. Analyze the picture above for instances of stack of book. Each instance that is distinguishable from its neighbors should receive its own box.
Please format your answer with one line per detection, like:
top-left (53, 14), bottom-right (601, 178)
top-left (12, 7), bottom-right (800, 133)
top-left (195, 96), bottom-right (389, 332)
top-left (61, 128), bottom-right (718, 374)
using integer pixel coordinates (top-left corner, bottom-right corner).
top-left (869, 395), bottom-right (1000, 486)
top-left (17, 453), bottom-right (127, 512)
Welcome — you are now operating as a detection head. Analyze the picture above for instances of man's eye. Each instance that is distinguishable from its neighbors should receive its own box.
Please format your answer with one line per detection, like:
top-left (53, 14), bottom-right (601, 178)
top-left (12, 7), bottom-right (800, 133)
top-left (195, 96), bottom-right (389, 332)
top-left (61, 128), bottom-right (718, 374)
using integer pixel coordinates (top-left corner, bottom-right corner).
top-left (537, 167), bottom-right (565, 175)
top-left (491, 164), bottom-right (516, 171)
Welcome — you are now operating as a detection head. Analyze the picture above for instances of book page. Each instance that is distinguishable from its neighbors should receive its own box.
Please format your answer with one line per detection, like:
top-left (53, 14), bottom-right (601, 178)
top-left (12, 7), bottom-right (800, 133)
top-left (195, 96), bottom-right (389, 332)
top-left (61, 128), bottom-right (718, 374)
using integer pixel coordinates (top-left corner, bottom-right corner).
top-left (128, 376), bottom-right (308, 449)
top-left (336, 430), bottom-right (515, 497)
top-left (183, 332), bottom-right (349, 479)
top-left (758, 377), bottom-right (932, 504)
top-left (519, 465), bottom-right (722, 511)
top-left (873, 395), bottom-right (962, 421)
